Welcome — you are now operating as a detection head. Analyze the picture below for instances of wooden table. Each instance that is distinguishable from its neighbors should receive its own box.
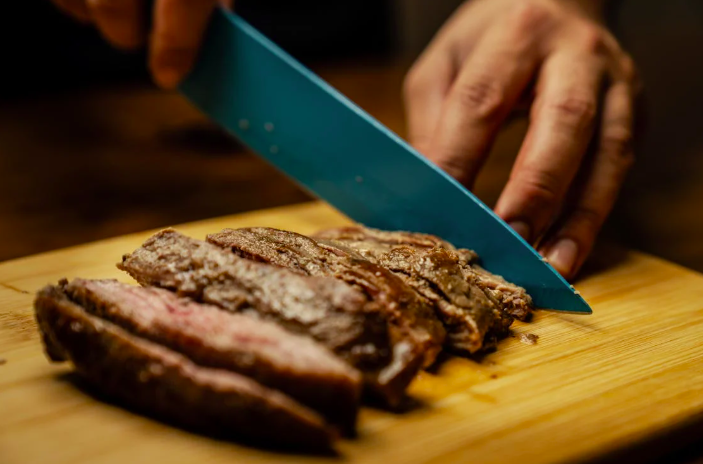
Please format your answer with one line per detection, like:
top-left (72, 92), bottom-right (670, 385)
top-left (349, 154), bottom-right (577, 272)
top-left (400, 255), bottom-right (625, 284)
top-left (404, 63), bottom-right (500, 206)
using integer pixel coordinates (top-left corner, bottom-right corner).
top-left (2, 202), bottom-right (703, 464)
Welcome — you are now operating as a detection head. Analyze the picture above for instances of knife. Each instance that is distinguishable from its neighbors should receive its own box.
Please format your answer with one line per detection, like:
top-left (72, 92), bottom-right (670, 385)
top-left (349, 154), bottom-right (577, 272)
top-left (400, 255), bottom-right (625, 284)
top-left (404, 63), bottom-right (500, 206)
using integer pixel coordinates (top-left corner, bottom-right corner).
top-left (179, 7), bottom-right (591, 314)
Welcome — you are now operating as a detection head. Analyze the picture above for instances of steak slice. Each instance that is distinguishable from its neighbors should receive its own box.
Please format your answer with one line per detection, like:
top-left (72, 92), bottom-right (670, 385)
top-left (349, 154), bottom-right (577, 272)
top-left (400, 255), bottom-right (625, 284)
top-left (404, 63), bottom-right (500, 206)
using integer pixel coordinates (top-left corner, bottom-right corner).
top-left (313, 225), bottom-right (480, 264)
top-left (34, 285), bottom-right (333, 449)
top-left (118, 229), bottom-right (419, 407)
top-left (62, 278), bottom-right (361, 431)
top-left (368, 245), bottom-right (510, 353)
top-left (206, 227), bottom-right (446, 368)
top-left (313, 227), bottom-right (522, 353)
top-left (469, 266), bottom-right (533, 321)
top-left (314, 226), bottom-right (533, 321)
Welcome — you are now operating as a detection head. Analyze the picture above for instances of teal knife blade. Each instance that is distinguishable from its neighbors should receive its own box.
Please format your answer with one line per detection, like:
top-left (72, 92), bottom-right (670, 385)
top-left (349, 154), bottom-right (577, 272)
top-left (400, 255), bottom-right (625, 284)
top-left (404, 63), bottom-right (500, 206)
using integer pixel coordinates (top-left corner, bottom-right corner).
top-left (179, 8), bottom-right (591, 314)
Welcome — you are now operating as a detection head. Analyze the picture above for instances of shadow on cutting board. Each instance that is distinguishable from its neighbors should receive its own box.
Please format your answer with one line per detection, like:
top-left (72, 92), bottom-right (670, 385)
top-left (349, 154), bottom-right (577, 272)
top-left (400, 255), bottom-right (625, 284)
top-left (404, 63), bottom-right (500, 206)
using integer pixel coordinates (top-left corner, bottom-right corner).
top-left (577, 244), bottom-right (631, 283)
top-left (56, 372), bottom-right (341, 457)
top-left (591, 411), bottom-right (703, 464)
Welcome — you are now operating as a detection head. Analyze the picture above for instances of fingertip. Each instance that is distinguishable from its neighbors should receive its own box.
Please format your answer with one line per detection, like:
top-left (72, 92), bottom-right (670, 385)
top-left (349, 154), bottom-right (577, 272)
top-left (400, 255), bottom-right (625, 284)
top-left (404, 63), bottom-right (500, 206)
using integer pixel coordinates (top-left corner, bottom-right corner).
top-left (151, 65), bottom-right (185, 89)
top-left (507, 220), bottom-right (532, 242)
top-left (542, 238), bottom-right (579, 279)
top-left (150, 0), bottom-right (218, 90)
top-left (149, 46), bottom-right (195, 89)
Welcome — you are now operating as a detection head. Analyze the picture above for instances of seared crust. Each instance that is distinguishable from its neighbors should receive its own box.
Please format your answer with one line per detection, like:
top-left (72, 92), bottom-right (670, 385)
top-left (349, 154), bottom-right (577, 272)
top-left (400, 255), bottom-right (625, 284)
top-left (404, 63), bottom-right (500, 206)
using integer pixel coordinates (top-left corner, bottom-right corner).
top-left (119, 229), bottom-right (417, 407)
top-left (314, 226), bottom-right (534, 352)
top-left (207, 227), bottom-right (446, 368)
top-left (34, 284), bottom-right (334, 449)
top-left (63, 278), bottom-right (361, 431)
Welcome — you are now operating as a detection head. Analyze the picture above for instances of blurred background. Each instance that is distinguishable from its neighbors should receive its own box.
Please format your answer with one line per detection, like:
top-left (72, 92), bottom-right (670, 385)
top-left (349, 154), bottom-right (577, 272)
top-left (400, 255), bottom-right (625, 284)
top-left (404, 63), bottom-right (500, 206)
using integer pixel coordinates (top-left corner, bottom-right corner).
top-left (0, 0), bottom-right (702, 276)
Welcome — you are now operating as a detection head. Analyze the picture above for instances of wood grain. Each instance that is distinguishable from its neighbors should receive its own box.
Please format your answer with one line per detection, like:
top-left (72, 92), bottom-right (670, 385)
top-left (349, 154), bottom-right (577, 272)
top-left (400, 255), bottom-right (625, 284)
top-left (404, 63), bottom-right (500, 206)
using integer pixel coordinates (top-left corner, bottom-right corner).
top-left (1, 202), bottom-right (703, 464)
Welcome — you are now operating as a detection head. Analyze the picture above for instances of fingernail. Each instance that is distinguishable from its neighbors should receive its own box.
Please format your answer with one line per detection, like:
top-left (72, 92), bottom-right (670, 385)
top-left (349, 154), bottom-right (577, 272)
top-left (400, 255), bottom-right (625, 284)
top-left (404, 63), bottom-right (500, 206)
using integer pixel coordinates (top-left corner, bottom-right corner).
top-left (546, 238), bottom-right (579, 277)
top-left (155, 68), bottom-right (183, 90)
top-left (508, 221), bottom-right (531, 241)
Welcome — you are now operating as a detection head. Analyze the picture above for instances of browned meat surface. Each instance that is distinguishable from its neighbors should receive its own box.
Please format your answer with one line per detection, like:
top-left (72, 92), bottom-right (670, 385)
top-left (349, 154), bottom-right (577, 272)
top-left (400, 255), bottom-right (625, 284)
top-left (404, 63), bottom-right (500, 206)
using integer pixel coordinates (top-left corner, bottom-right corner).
top-left (63, 278), bottom-right (361, 431)
top-left (313, 225), bottom-right (480, 264)
top-left (470, 265), bottom-right (533, 321)
top-left (315, 226), bottom-right (533, 322)
top-left (34, 284), bottom-right (333, 449)
top-left (206, 227), bottom-right (446, 369)
top-left (371, 245), bottom-right (511, 353)
top-left (119, 229), bottom-right (419, 406)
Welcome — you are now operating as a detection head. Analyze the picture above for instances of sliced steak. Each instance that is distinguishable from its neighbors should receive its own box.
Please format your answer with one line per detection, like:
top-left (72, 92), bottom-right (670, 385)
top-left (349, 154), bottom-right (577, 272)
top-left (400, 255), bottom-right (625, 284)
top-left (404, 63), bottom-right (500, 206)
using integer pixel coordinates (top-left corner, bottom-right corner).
top-left (469, 266), bottom-right (533, 321)
top-left (369, 245), bottom-right (510, 353)
top-left (206, 227), bottom-right (446, 368)
top-left (34, 284), bottom-right (333, 449)
top-left (315, 226), bottom-right (533, 321)
top-left (62, 278), bottom-right (361, 431)
top-left (313, 227), bottom-right (524, 353)
top-left (118, 229), bottom-right (420, 407)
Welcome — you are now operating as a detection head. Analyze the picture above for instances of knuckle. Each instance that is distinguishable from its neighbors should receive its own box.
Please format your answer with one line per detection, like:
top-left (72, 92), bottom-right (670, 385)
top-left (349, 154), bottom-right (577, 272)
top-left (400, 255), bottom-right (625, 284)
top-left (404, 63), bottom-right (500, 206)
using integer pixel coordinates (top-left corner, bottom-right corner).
top-left (578, 25), bottom-right (608, 55)
top-left (547, 95), bottom-right (597, 129)
top-left (509, 0), bottom-right (555, 34)
top-left (601, 127), bottom-right (633, 161)
top-left (568, 207), bottom-right (603, 233)
top-left (403, 66), bottom-right (425, 100)
top-left (620, 55), bottom-right (638, 84)
top-left (453, 79), bottom-right (505, 122)
top-left (517, 170), bottom-right (561, 209)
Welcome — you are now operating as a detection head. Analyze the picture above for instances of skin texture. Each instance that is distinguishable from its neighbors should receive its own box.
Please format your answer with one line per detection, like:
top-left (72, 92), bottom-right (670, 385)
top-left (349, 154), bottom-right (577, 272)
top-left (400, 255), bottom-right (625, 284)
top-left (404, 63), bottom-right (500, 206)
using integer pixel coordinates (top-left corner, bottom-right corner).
top-left (51, 0), bottom-right (638, 280)
top-left (404, 0), bottom-right (639, 279)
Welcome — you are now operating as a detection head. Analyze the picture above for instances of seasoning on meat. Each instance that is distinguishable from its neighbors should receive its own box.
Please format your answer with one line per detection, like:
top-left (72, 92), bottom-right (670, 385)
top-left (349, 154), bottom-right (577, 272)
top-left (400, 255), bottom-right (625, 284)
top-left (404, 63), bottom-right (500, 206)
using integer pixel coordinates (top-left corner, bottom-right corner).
top-left (311, 226), bottom-right (532, 353)
top-left (34, 284), bottom-right (334, 449)
top-left (314, 226), bottom-right (534, 321)
top-left (118, 229), bottom-right (422, 407)
top-left (206, 227), bottom-right (446, 368)
top-left (63, 278), bottom-right (361, 431)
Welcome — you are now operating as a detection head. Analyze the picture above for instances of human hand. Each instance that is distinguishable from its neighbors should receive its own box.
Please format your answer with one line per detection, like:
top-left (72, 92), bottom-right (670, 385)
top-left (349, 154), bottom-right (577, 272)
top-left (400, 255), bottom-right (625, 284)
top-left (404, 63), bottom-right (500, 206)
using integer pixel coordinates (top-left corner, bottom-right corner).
top-left (50, 0), bottom-right (233, 88)
top-left (404, 0), bottom-right (639, 279)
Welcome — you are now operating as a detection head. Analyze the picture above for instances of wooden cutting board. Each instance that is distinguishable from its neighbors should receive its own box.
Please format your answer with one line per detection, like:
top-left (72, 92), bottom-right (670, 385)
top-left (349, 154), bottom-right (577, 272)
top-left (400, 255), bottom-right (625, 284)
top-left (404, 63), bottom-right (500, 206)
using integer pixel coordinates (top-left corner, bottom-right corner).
top-left (2, 202), bottom-right (703, 464)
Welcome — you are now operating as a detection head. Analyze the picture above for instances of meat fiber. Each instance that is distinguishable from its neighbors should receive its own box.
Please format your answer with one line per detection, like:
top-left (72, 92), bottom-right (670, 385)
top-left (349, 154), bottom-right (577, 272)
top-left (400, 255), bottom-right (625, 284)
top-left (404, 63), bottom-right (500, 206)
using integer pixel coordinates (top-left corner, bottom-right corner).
top-left (206, 227), bottom-right (446, 368)
top-left (62, 278), bottom-right (361, 431)
top-left (314, 226), bottom-right (533, 321)
top-left (118, 229), bottom-right (421, 406)
top-left (34, 284), bottom-right (333, 449)
top-left (207, 226), bottom-right (508, 353)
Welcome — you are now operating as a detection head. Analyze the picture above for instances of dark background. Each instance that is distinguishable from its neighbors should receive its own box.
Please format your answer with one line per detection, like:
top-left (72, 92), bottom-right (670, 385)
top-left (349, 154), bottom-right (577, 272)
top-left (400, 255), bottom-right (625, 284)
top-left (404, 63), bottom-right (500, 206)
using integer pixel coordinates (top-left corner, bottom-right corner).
top-left (0, 0), bottom-right (702, 280)
top-left (0, 1), bottom-right (396, 96)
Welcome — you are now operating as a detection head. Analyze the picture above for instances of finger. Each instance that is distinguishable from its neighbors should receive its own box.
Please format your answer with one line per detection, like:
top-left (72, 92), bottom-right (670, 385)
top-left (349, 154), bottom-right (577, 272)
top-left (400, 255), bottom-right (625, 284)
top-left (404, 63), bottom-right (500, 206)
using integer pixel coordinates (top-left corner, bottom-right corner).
top-left (426, 8), bottom-right (547, 189)
top-left (150, 0), bottom-right (218, 89)
top-left (494, 51), bottom-right (606, 243)
top-left (539, 82), bottom-right (634, 278)
top-left (86, 0), bottom-right (146, 50)
top-left (51, 0), bottom-right (92, 23)
top-left (403, 46), bottom-right (456, 154)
